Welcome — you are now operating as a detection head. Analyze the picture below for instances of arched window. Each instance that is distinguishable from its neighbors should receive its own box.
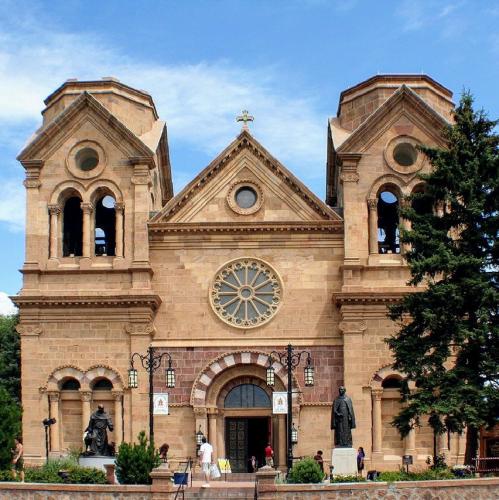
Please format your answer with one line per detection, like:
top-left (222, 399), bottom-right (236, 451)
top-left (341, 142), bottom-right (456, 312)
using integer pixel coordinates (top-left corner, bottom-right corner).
top-left (92, 378), bottom-right (113, 391)
top-left (382, 376), bottom-right (403, 389)
top-left (60, 378), bottom-right (81, 390)
top-left (63, 196), bottom-right (83, 256)
top-left (224, 384), bottom-right (271, 408)
top-left (377, 190), bottom-right (400, 254)
top-left (411, 185), bottom-right (433, 216)
top-left (94, 195), bottom-right (116, 256)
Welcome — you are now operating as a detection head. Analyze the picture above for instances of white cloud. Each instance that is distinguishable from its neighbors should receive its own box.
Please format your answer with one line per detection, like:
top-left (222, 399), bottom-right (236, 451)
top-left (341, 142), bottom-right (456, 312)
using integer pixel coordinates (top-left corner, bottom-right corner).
top-left (0, 17), bottom-right (326, 185)
top-left (0, 179), bottom-right (25, 231)
top-left (0, 292), bottom-right (17, 316)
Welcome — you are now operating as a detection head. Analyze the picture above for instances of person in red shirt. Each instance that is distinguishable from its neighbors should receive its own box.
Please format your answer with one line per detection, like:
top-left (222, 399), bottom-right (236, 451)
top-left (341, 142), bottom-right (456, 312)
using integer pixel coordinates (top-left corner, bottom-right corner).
top-left (264, 443), bottom-right (274, 467)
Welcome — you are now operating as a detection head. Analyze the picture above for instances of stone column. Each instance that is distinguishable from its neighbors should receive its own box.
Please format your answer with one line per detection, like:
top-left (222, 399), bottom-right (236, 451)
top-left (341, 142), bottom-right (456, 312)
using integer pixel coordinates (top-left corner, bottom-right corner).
top-left (194, 408), bottom-right (208, 459)
top-left (371, 389), bottom-right (383, 455)
top-left (80, 391), bottom-right (92, 439)
top-left (131, 163), bottom-right (151, 265)
top-left (208, 408), bottom-right (218, 458)
top-left (48, 204), bottom-right (61, 259)
top-left (438, 431), bottom-right (449, 458)
top-left (114, 202), bottom-right (124, 258)
top-left (80, 202), bottom-right (93, 258)
top-left (113, 391), bottom-right (123, 446)
top-left (278, 414), bottom-right (286, 469)
top-left (367, 198), bottom-right (378, 254)
top-left (48, 391), bottom-right (60, 452)
top-left (405, 425), bottom-right (416, 455)
top-left (400, 199), bottom-right (411, 254)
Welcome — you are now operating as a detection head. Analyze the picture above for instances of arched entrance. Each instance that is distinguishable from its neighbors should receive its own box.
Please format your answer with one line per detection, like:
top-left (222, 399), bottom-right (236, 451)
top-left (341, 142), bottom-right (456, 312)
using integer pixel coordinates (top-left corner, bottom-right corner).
top-left (191, 351), bottom-right (301, 472)
top-left (221, 379), bottom-right (271, 472)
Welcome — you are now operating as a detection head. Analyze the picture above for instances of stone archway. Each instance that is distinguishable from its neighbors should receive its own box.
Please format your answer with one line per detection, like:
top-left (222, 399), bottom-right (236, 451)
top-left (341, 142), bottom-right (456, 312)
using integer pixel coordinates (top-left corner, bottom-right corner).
top-left (190, 350), bottom-right (301, 470)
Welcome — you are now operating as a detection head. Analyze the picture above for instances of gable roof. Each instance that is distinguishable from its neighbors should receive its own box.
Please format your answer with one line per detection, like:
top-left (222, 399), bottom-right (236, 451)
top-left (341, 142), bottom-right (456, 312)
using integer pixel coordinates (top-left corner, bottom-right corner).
top-left (327, 85), bottom-right (451, 205)
top-left (17, 91), bottom-right (155, 162)
top-left (150, 130), bottom-right (341, 224)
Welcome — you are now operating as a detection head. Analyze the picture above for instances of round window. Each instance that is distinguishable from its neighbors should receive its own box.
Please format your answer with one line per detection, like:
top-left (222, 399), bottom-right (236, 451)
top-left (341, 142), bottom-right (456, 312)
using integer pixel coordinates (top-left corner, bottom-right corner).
top-left (393, 142), bottom-right (417, 167)
top-left (235, 186), bottom-right (257, 209)
top-left (210, 258), bottom-right (282, 329)
top-left (75, 147), bottom-right (99, 171)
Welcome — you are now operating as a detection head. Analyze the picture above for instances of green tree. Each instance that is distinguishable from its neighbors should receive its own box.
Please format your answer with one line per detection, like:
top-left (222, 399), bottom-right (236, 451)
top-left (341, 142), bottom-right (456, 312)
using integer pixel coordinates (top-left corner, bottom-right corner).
top-left (0, 314), bottom-right (20, 402)
top-left (0, 387), bottom-right (21, 469)
top-left (115, 431), bottom-right (160, 484)
top-left (387, 92), bottom-right (499, 465)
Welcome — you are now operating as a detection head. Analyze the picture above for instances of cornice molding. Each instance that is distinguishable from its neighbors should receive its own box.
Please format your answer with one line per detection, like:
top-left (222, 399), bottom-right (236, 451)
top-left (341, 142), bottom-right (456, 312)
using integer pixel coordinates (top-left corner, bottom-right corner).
top-left (334, 292), bottom-right (408, 306)
top-left (149, 221), bottom-right (343, 235)
top-left (12, 294), bottom-right (161, 310)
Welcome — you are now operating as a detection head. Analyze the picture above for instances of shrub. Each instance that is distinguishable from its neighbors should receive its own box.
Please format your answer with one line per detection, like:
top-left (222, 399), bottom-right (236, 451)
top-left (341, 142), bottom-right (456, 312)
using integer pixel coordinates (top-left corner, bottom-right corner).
top-left (376, 467), bottom-right (456, 482)
top-left (331, 474), bottom-right (365, 483)
top-left (0, 469), bottom-right (17, 481)
top-left (24, 458), bottom-right (106, 484)
top-left (287, 457), bottom-right (323, 484)
top-left (0, 388), bottom-right (21, 470)
top-left (115, 431), bottom-right (160, 485)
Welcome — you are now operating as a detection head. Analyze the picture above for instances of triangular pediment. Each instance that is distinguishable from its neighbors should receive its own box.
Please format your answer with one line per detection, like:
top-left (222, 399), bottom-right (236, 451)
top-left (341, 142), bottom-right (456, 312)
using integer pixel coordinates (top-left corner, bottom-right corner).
top-left (337, 85), bottom-right (450, 154)
top-left (17, 92), bottom-right (154, 162)
top-left (150, 131), bottom-right (341, 227)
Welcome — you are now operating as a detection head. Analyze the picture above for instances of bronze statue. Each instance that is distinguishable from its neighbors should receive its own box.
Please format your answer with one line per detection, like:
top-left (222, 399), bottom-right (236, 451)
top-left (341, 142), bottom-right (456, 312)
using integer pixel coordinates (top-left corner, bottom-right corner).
top-left (84, 404), bottom-right (114, 456)
top-left (331, 386), bottom-right (356, 448)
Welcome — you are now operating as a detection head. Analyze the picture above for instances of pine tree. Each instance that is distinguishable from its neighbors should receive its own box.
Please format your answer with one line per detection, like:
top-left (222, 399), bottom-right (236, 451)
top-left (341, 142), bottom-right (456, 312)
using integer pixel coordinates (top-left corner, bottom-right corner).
top-left (0, 314), bottom-right (20, 402)
top-left (387, 92), bottom-right (499, 464)
top-left (0, 387), bottom-right (21, 469)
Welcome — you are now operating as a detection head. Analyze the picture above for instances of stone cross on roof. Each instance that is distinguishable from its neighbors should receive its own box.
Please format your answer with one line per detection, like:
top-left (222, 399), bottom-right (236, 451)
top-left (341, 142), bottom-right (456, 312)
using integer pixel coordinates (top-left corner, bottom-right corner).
top-left (236, 110), bottom-right (254, 132)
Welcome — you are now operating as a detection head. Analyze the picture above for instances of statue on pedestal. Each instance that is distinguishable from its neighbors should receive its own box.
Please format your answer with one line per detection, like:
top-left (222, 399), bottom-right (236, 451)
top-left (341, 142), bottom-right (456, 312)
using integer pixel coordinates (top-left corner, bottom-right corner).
top-left (331, 386), bottom-right (356, 448)
top-left (84, 404), bottom-right (114, 456)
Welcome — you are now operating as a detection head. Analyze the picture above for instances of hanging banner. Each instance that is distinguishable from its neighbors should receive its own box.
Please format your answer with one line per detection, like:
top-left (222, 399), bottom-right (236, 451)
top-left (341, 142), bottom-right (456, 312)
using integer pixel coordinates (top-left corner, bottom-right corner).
top-left (153, 393), bottom-right (169, 415)
top-left (272, 392), bottom-right (288, 414)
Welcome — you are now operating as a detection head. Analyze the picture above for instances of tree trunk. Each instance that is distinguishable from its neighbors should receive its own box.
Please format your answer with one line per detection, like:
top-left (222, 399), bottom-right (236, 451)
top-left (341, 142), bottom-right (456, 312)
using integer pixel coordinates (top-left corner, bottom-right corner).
top-left (464, 426), bottom-right (479, 465)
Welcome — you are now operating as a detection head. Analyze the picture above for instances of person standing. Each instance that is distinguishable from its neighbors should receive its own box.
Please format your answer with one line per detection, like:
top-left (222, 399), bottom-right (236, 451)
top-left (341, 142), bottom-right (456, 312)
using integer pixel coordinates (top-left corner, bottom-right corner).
top-left (313, 450), bottom-right (324, 473)
top-left (11, 438), bottom-right (24, 482)
top-left (357, 447), bottom-right (365, 475)
top-left (199, 437), bottom-right (213, 488)
top-left (264, 442), bottom-right (274, 467)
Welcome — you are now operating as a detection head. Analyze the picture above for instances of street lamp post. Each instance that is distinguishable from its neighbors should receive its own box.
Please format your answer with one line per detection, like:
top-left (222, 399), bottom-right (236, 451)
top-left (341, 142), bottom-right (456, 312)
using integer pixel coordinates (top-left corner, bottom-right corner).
top-left (266, 344), bottom-right (314, 472)
top-left (128, 347), bottom-right (175, 446)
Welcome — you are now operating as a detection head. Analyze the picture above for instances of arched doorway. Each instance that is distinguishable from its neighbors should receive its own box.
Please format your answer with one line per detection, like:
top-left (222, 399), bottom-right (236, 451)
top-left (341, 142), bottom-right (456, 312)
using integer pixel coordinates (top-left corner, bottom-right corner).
top-left (222, 381), bottom-right (271, 472)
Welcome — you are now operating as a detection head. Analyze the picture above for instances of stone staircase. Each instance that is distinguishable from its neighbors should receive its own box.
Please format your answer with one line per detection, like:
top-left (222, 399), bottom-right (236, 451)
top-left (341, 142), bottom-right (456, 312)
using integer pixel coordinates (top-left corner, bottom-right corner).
top-left (179, 486), bottom-right (255, 500)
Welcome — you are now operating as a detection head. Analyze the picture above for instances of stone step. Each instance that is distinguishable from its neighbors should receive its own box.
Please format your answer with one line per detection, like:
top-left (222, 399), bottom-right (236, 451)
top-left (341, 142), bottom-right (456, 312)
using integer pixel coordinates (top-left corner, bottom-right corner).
top-left (179, 486), bottom-right (255, 500)
top-left (190, 472), bottom-right (256, 482)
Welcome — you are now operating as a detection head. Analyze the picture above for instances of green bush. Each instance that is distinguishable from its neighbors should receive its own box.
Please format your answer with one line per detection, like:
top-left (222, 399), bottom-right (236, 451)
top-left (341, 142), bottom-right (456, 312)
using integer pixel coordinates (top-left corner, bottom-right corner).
top-left (331, 474), bottom-right (365, 483)
top-left (24, 458), bottom-right (106, 484)
top-left (115, 431), bottom-right (160, 485)
top-left (0, 388), bottom-right (21, 470)
top-left (287, 457), bottom-right (323, 484)
top-left (376, 467), bottom-right (456, 482)
top-left (0, 470), bottom-right (17, 481)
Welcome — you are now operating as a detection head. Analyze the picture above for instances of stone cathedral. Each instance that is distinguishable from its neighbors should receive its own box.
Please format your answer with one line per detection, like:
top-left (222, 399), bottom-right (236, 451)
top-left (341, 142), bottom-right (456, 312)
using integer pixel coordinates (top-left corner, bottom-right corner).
top-left (14, 74), bottom-right (466, 471)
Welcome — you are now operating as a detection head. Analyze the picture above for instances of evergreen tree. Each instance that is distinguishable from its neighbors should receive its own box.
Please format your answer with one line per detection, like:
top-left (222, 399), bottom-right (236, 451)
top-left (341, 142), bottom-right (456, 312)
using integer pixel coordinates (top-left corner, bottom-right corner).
top-left (0, 314), bottom-right (20, 402)
top-left (0, 387), bottom-right (21, 469)
top-left (387, 92), bottom-right (499, 464)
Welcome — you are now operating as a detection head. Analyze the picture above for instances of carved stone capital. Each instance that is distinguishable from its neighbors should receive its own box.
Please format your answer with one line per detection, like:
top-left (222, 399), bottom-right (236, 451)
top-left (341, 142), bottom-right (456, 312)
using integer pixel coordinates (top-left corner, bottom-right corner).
top-left (80, 202), bottom-right (94, 214)
top-left (16, 324), bottom-right (42, 336)
top-left (338, 320), bottom-right (367, 334)
top-left (125, 322), bottom-right (155, 336)
top-left (206, 407), bottom-right (219, 416)
top-left (112, 390), bottom-right (124, 402)
top-left (80, 391), bottom-right (92, 402)
top-left (367, 198), bottom-right (378, 210)
top-left (371, 388), bottom-right (383, 401)
top-left (131, 174), bottom-right (152, 186)
top-left (114, 202), bottom-right (125, 212)
top-left (48, 204), bottom-right (61, 216)
top-left (193, 407), bottom-right (207, 418)
top-left (48, 391), bottom-right (60, 403)
top-left (339, 172), bottom-right (359, 183)
top-left (21, 159), bottom-right (43, 189)
top-left (23, 179), bottom-right (42, 189)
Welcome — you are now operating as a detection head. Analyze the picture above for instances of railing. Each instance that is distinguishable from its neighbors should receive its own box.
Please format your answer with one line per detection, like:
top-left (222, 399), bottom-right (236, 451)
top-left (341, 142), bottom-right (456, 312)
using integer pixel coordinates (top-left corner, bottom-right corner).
top-left (173, 457), bottom-right (192, 500)
top-left (472, 457), bottom-right (499, 474)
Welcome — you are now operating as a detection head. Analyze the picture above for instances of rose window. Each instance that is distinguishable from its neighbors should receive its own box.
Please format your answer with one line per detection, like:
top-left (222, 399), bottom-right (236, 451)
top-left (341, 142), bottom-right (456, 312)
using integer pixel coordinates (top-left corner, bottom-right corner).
top-left (210, 258), bottom-right (282, 328)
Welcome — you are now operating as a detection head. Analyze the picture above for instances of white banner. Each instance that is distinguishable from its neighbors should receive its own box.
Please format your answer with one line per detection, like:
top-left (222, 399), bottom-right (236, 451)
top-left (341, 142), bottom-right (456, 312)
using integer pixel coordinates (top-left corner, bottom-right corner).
top-left (272, 392), bottom-right (288, 414)
top-left (153, 393), bottom-right (169, 415)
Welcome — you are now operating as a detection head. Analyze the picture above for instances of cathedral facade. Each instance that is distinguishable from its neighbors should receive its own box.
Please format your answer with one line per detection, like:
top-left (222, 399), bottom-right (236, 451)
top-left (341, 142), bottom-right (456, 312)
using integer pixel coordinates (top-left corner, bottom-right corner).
top-left (14, 74), bottom-right (465, 471)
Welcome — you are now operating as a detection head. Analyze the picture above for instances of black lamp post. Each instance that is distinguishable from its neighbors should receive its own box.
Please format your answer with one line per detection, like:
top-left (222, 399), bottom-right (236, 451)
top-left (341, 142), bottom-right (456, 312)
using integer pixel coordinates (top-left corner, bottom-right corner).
top-left (266, 344), bottom-right (314, 472)
top-left (42, 417), bottom-right (57, 463)
top-left (128, 346), bottom-right (175, 446)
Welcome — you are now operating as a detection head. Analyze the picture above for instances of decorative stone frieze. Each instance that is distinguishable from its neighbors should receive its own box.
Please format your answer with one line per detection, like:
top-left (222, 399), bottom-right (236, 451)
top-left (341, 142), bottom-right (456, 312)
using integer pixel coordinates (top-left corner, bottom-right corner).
top-left (16, 324), bottom-right (42, 336)
top-left (125, 322), bottom-right (155, 336)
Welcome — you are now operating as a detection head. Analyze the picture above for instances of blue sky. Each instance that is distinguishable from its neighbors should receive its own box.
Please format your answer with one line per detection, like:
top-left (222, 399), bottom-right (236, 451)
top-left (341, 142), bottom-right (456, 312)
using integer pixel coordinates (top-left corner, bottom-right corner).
top-left (0, 0), bottom-right (498, 313)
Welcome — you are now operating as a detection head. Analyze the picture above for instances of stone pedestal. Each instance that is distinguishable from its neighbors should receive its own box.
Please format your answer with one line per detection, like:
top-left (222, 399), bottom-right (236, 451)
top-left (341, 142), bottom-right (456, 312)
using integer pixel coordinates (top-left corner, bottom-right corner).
top-left (331, 447), bottom-right (357, 476)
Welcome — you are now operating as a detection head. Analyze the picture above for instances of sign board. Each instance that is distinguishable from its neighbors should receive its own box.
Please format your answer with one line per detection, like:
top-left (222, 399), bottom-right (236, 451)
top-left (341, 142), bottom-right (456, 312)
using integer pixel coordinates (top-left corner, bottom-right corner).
top-left (272, 392), bottom-right (288, 414)
top-left (218, 458), bottom-right (232, 474)
top-left (153, 393), bottom-right (169, 415)
top-left (402, 455), bottom-right (413, 465)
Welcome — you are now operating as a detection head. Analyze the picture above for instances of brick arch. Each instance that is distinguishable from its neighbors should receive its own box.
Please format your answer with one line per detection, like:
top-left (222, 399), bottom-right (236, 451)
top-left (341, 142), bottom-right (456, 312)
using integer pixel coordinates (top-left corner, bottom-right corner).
top-left (83, 365), bottom-right (124, 391)
top-left (367, 174), bottom-right (407, 201)
top-left (50, 180), bottom-right (87, 206)
top-left (190, 350), bottom-right (301, 408)
top-left (46, 364), bottom-right (85, 391)
top-left (370, 363), bottom-right (415, 390)
top-left (87, 179), bottom-right (123, 205)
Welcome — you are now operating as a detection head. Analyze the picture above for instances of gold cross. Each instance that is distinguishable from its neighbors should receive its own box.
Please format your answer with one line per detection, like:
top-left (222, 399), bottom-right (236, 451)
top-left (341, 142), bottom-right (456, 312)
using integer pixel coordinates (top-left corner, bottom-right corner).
top-left (236, 110), bottom-right (254, 131)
